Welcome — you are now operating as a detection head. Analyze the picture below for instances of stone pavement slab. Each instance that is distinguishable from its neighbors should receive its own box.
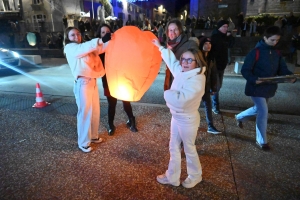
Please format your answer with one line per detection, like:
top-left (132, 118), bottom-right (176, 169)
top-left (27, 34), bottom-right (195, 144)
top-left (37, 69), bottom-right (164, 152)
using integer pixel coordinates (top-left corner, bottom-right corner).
top-left (0, 95), bottom-right (299, 199)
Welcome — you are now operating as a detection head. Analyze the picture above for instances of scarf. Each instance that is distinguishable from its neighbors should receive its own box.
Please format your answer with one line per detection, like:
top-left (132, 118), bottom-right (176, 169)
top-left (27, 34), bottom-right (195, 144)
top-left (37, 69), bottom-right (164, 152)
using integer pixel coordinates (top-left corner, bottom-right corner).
top-left (167, 35), bottom-right (182, 50)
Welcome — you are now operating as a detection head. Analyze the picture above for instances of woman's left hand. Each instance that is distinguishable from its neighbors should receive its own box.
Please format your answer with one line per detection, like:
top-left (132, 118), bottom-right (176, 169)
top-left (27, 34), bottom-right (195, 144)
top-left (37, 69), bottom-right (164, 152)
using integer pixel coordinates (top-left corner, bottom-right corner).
top-left (152, 38), bottom-right (161, 48)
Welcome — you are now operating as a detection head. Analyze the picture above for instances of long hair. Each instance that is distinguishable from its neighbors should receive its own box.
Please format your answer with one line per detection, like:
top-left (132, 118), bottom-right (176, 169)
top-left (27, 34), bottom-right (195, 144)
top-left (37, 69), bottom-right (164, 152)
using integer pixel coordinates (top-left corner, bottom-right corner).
top-left (180, 48), bottom-right (207, 74)
top-left (96, 24), bottom-right (114, 38)
top-left (165, 18), bottom-right (184, 43)
top-left (63, 27), bottom-right (82, 47)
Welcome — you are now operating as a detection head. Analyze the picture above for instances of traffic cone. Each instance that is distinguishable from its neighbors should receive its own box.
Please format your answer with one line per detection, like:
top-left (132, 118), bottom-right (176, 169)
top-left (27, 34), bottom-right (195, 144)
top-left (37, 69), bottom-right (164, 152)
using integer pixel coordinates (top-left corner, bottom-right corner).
top-left (32, 83), bottom-right (50, 108)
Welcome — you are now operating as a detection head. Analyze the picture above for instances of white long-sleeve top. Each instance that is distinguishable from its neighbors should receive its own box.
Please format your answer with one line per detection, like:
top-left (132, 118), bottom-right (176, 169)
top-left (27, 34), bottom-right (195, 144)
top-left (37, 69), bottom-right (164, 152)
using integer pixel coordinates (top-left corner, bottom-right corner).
top-left (159, 46), bottom-right (206, 115)
top-left (64, 38), bottom-right (108, 79)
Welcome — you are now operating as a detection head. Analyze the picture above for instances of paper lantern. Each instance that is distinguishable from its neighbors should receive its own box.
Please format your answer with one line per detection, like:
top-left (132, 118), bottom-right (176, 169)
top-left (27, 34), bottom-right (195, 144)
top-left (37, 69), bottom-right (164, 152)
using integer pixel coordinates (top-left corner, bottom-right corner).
top-left (27, 32), bottom-right (36, 46)
top-left (105, 26), bottom-right (162, 101)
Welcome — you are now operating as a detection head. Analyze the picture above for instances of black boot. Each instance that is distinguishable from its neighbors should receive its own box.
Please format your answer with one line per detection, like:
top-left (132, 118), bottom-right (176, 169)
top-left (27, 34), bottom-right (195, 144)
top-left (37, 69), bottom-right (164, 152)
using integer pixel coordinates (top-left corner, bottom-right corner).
top-left (108, 122), bottom-right (116, 136)
top-left (126, 117), bottom-right (138, 132)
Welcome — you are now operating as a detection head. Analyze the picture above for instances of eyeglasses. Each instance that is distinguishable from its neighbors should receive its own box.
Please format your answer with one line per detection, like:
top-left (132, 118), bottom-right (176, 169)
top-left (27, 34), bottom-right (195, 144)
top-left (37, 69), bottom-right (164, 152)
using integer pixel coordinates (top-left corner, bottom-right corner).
top-left (180, 58), bottom-right (196, 64)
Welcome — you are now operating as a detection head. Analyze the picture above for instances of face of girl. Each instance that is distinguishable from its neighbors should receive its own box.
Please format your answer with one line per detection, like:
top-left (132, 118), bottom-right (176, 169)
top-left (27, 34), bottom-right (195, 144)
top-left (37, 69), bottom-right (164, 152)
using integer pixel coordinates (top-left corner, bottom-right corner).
top-left (100, 26), bottom-right (111, 38)
top-left (264, 35), bottom-right (280, 46)
top-left (168, 23), bottom-right (180, 40)
top-left (180, 51), bottom-right (197, 72)
top-left (68, 29), bottom-right (81, 43)
top-left (203, 42), bottom-right (211, 52)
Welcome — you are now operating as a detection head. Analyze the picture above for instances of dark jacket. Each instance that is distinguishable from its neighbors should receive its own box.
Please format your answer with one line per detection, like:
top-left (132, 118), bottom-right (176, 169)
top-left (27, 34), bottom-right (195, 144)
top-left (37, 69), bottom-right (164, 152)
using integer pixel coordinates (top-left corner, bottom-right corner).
top-left (241, 40), bottom-right (293, 98)
top-left (202, 51), bottom-right (218, 93)
top-left (164, 34), bottom-right (198, 90)
top-left (211, 30), bottom-right (229, 70)
top-left (99, 53), bottom-right (111, 96)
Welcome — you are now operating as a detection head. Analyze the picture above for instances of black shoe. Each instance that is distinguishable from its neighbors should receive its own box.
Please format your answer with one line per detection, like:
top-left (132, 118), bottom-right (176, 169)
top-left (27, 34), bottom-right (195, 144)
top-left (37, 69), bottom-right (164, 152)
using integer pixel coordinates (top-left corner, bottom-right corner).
top-left (256, 141), bottom-right (270, 151)
top-left (235, 114), bottom-right (243, 129)
top-left (207, 126), bottom-right (222, 134)
top-left (212, 108), bottom-right (220, 114)
top-left (107, 125), bottom-right (116, 136)
top-left (126, 117), bottom-right (138, 132)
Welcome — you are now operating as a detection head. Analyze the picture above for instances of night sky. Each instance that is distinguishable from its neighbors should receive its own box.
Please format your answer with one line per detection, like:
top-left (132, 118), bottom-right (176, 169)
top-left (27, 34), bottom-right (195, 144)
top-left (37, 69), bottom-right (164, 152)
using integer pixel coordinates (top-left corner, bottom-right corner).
top-left (175, 0), bottom-right (190, 15)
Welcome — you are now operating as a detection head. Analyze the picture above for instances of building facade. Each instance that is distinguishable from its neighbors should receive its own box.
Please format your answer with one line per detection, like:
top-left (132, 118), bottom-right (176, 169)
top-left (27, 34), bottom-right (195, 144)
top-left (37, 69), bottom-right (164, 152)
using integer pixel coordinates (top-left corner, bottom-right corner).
top-left (190, 0), bottom-right (300, 20)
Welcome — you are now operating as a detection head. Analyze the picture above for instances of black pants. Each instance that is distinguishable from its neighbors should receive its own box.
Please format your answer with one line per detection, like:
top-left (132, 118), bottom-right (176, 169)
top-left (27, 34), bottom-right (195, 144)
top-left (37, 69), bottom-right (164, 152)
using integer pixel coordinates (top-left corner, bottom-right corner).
top-left (107, 96), bottom-right (133, 124)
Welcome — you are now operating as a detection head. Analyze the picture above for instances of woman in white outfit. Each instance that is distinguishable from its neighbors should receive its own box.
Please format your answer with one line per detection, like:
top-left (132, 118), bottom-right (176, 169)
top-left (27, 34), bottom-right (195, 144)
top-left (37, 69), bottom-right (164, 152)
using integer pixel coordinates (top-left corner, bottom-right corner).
top-left (152, 38), bottom-right (206, 188)
top-left (64, 27), bottom-right (111, 152)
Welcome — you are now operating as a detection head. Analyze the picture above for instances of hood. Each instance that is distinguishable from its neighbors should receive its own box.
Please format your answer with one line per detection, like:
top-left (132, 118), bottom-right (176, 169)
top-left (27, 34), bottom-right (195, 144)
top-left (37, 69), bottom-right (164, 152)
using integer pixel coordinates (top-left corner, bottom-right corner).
top-left (255, 39), bottom-right (276, 51)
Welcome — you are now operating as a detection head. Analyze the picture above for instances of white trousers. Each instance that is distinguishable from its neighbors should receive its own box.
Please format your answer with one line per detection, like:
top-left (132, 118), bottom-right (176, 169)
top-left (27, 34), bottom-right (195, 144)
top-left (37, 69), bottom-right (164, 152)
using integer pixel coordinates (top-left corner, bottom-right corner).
top-left (166, 112), bottom-right (202, 183)
top-left (74, 77), bottom-right (100, 147)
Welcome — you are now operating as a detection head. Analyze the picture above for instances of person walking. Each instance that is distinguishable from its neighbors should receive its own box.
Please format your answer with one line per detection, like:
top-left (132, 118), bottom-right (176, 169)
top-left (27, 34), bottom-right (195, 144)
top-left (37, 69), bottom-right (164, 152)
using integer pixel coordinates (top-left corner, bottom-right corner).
top-left (199, 37), bottom-right (221, 134)
top-left (235, 26), bottom-right (296, 150)
top-left (152, 38), bottom-right (206, 189)
top-left (210, 20), bottom-right (229, 114)
top-left (64, 27), bottom-right (111, 152)
top-left (96, 24), bottom-right (138, 135)
top-left (164, 18), bottom-right (199, 91)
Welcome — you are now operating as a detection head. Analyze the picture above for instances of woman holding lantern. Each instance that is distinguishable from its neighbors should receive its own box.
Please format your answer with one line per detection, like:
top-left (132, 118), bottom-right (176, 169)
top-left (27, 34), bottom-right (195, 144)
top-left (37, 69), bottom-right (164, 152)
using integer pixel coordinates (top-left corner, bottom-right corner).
top-left (152, 38), bottom-right (206, 189)
top-left (64, 27), bottom-right (111, 153)
top-left (96, 24), bottom-right (138, 136)
top-left (164, 18), bottom-right (199, 90)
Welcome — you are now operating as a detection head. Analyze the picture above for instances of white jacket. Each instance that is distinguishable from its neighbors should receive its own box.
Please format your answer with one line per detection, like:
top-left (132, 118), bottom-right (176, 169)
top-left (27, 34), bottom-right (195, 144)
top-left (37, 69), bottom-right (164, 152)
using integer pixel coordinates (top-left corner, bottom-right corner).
top-left (64, 38), bottom-right (108, 79)
top-left (159, 46), bottom-right (206, 115)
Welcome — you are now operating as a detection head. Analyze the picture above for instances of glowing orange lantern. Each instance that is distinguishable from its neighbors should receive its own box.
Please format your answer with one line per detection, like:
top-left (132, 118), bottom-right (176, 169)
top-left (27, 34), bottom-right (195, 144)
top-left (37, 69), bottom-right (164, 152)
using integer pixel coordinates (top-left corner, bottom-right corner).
top-left (105, 26), bottom-right (162, 101)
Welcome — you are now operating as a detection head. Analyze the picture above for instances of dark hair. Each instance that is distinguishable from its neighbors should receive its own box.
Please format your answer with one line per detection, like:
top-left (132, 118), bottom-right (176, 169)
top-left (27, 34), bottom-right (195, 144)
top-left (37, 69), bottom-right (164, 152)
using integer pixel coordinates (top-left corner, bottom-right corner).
top-left (263, 26), bottom-right (282, 39)
top-left (180, 48), bottom-right (207, 74)
top-left (63, 27), bottom-right (82, 46)
top-left (96, 24), bottom-right (114, 38)
top-left (165, 18), bottom-right (183, 41)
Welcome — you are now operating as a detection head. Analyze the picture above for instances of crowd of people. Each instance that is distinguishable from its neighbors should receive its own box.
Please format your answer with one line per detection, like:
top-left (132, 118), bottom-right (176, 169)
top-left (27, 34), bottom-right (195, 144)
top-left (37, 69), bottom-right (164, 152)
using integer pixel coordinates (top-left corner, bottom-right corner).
top-left (62, 13), bottom-right (297, 190)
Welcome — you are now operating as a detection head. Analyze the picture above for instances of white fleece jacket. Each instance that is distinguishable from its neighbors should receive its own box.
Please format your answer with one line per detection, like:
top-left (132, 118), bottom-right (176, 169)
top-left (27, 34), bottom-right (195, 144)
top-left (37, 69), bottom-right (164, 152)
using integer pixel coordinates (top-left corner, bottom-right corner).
top-left (64, 38), bottom-right (108, 79)
top-left (159, 46), bottom-right (206, 115)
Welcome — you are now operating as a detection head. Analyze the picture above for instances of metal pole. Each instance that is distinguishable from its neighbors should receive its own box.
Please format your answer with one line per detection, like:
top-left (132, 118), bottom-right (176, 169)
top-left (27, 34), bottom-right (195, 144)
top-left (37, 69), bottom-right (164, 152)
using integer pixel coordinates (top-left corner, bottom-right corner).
top-left (92, 0), bottom-right (94, 19)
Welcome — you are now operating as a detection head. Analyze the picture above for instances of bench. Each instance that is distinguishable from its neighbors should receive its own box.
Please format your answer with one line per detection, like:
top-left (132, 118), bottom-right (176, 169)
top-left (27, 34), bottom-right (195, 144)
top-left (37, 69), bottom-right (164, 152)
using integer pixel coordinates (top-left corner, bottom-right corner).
top-left (22, 55), bottom-right (42, 64)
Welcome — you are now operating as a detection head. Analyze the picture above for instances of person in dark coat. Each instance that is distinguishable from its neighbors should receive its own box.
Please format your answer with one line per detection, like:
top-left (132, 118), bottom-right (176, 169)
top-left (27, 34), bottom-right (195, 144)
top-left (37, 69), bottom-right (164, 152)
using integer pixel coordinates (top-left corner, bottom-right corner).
top-left (235, 26), bottom-right (296, 150)
top-left (164, 18), bottom-right (199, 90)
top-left (78, 18), bottom-right (85, 37)
top-left (199, 37), bottom-right (221, 134)
top-left (96, 24), bottom-right (138, 135)
top-left (236, 12), bottom-right (244, 35)
top-left (210, 20), bottom-right (229, 114)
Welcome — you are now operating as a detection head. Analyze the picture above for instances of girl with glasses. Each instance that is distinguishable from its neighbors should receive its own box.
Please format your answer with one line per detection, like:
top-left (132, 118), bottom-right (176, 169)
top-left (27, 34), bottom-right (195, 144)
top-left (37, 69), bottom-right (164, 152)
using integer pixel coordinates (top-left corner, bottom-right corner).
top-left (152, 38), bottom-right (206, 188)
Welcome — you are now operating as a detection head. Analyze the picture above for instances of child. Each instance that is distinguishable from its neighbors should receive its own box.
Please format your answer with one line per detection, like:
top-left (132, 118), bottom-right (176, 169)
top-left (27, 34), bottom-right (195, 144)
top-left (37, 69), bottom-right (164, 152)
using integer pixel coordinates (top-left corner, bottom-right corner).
top-left (152, 38), bottom-right (206, 188)
top-left (64, 27), bottom-right (111, 152)
top-left (235, 26), bottom-right (296, 150)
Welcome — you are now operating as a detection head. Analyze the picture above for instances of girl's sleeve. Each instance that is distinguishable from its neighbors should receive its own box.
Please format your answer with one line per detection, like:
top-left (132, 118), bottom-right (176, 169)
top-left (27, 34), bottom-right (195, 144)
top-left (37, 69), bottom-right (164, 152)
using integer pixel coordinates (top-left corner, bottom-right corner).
top-left (66, 38), bottom-right (102, 58)
top-left (159, 46), bottom-right (181, 76)
top-left (241, 50), bottom-right (258, 85)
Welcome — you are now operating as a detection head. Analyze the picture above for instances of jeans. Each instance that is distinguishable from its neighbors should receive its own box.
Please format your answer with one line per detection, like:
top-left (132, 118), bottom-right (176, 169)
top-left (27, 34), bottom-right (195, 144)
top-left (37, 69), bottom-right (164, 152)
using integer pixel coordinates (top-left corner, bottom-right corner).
top-left (202, 92), bottom-right (213, 127)
top-left (74, 77), bottom-right (100, 147)
top-left (212, 69), bottom-right (224, 110)
top-left (107, 96), bottom-right (133, 124)
top-left (236, 97), bottom-right (268, 144)
top-left (166, 112), bottom-right (202, 183)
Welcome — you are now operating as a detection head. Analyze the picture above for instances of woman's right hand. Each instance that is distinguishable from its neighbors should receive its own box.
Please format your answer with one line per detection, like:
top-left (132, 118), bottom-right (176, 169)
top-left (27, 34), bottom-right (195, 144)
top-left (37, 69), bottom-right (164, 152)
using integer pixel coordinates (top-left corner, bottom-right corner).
top-left (152, 38), bottom-right (161, 48)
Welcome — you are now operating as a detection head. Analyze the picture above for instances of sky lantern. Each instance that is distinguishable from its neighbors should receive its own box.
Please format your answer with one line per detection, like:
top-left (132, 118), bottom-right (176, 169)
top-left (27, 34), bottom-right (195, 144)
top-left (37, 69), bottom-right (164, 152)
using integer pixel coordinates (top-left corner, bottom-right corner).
top-left (105, 26), bottom-right (162, 102)
top-left (26, 32), bottom-right (36, 46)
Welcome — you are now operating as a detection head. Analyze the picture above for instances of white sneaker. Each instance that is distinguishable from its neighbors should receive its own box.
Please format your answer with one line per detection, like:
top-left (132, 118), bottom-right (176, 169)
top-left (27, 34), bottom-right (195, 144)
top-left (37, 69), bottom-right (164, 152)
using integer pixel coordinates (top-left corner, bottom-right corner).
top-left (182, 176), bottom-right (202, 188)
top-left (156, 174), bottom-right (180, 186)
top-left (91, 137), bottom-right (104, 143)
top-left (79, 146), bottom-right (92, 153)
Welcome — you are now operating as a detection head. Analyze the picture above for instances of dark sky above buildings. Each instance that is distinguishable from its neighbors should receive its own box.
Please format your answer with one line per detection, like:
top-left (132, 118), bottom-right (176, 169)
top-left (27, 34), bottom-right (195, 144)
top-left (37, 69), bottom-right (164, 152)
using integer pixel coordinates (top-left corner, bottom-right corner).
top-left (175, 0), bottom-right (190, 15)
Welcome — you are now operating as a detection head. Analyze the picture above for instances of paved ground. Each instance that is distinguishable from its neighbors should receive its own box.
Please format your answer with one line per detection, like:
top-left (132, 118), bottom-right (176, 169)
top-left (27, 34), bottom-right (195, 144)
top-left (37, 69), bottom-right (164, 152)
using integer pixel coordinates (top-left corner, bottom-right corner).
top-left (1, 57), bottom-right (300, 199)
top-left (0, 91), bottom-right (300, 199)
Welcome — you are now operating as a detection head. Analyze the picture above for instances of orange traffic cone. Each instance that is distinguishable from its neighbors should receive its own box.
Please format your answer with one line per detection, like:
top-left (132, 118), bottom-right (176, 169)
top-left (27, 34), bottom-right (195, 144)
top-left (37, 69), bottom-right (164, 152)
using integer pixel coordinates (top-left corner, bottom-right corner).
top-left (32, 83), bottom-right (50, 108)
